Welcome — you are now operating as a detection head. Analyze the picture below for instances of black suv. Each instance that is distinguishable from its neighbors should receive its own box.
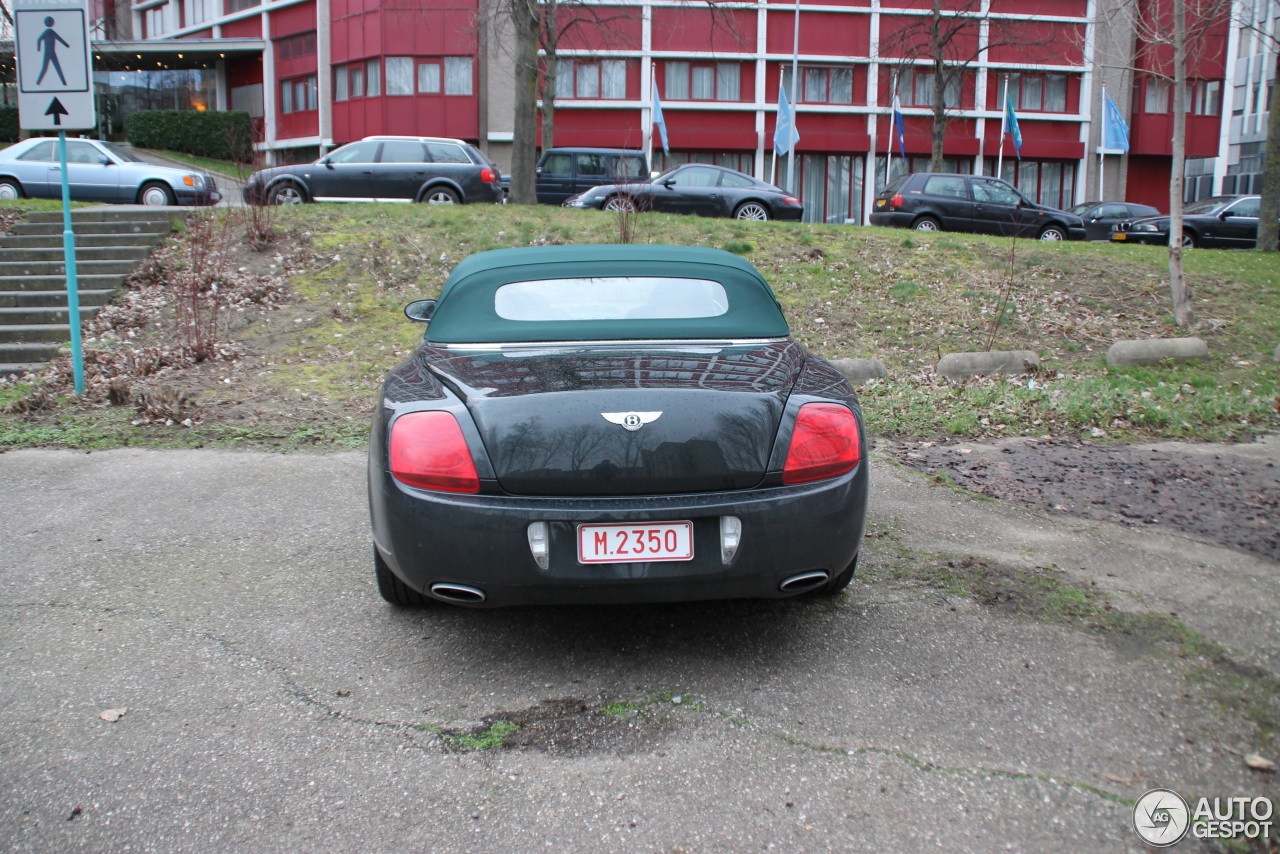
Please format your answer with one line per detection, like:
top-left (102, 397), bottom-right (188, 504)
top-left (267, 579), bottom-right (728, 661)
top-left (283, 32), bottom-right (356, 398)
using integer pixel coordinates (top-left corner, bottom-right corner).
top-left (242, 136), bottom-right (502, 206)
top-left (871, 173), bottom-right (1086, 241)
top-left (535, 148), bottom-right (650, 206)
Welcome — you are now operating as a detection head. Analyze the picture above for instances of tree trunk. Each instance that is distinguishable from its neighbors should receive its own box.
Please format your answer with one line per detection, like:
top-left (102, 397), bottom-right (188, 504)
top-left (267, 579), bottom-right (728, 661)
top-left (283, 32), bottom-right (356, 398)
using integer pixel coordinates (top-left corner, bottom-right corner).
top-left (540, 1), bottom-right (558, 151)
top-left (928, 0), bottom-right (947, 172)
top-left (1257, 48), bottom-right (1280, 252)
top-left (1168, 0), bottom-right (1195, 328)
top-left (509, 0), bottom-right (539, 205)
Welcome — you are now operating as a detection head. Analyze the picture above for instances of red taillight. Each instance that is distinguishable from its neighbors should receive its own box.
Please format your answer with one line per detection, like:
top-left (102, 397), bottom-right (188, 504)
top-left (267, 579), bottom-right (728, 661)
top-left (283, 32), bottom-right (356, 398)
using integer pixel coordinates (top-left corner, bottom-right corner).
top-left (389, 411), bottom-right (480, 493)
top-left (782, 403), bottom-right (861, 485)
top-left (782, 195), bottom-right (801, 206)
top-left (889, 193), bottom-right (904, 209)
top-left (481, 168), bottom-right (497, 183)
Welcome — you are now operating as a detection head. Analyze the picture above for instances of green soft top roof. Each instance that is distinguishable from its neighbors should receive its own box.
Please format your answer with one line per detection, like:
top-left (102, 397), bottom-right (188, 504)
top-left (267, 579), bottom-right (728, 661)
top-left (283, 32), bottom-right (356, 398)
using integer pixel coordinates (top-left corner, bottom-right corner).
top-left (425, 244), bottom-right (790, 344)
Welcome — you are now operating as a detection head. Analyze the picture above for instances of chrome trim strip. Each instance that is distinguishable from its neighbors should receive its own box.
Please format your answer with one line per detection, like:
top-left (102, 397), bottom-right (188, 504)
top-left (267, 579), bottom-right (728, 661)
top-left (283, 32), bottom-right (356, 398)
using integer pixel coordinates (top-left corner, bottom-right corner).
top-left (436, 337), bottom-right (788, 352)
top-left (313, 197), bottom-right (413, 203)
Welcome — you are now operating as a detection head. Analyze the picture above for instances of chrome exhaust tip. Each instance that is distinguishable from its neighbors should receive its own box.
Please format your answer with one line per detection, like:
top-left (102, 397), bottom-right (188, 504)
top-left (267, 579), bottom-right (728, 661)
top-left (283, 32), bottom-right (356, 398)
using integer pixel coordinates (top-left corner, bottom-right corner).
top-left (430, 583), bottom-right (487, 604)
top-left (778, 571), bottom-right (830, 593)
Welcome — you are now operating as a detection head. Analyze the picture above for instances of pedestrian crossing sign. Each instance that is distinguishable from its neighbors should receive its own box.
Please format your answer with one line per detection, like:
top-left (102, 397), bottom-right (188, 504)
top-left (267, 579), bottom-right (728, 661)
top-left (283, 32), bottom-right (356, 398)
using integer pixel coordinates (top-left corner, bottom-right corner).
top-left (14, 0), bottom-right (96, 130)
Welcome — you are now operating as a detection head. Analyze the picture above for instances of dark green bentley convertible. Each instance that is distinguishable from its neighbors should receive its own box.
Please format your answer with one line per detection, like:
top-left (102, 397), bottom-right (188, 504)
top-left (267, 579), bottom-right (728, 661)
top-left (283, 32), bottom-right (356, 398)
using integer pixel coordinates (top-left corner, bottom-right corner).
top-left (367, 245), bottom-right (869, 607)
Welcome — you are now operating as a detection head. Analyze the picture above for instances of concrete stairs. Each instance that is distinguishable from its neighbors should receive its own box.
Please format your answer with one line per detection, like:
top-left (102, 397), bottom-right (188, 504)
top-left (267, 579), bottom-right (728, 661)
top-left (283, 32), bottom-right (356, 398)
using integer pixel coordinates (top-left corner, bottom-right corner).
top-left (0, 209), bottom-right (176, 376)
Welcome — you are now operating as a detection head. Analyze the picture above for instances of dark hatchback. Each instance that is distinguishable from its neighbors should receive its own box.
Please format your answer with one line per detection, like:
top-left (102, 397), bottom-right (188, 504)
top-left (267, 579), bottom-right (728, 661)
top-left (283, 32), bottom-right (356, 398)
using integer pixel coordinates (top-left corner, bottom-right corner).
top-left (1111, 195), bottom-right (1267, 249)
top-left (870, 172), bottom-right (1086, 240)
top-left (368, 245), bottom-right (868, 608)
top-left (535, 148), bottom-right (650, 205)
top-left (243, 136), bottom-right (502, 206)
top-left (1070, 200), bottom-right (1161, 241)
top-left (564, 164), bottom-right (804, 221)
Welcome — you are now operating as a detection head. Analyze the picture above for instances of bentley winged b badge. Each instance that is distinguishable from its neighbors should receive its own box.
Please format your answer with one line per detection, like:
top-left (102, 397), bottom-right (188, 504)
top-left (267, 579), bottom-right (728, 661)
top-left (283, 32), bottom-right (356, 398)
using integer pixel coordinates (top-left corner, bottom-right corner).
top-left (602, 411), bottom-right (663, 432)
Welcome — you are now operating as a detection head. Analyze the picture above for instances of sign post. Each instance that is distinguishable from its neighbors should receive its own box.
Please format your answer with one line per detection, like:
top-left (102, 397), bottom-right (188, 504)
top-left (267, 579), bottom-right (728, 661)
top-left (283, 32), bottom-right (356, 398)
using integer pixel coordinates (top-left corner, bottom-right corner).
top-left (14, 0), bottom-right (95, 394)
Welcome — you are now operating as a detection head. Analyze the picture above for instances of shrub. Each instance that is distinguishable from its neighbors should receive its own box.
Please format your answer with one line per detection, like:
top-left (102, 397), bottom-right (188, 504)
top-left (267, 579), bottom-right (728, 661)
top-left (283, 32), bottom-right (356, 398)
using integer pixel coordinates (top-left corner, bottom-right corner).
top-left (0, 107), bottom-right (19, 143)
top-left (124, 110), bottom-right (252, 162)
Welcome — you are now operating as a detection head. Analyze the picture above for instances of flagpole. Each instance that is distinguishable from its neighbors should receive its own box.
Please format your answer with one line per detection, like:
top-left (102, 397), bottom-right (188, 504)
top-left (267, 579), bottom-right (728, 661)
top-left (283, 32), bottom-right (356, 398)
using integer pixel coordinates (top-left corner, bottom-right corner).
top-left (1098, 85), bottom-right (1106, 200)
top-left (885, 71), bottom-right (895, 188)
top-left (997, 74), bottom-right (1009, 178)
top-left (788, 0), bottom-right (800, 195)
top-left (647, 64), bottom-right (656, 169)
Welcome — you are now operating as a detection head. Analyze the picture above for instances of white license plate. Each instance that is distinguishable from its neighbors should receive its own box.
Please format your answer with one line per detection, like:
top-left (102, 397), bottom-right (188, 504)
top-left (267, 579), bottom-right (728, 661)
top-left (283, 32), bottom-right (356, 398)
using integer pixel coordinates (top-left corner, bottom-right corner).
top-left (577, 522), bottom-right (694, 564)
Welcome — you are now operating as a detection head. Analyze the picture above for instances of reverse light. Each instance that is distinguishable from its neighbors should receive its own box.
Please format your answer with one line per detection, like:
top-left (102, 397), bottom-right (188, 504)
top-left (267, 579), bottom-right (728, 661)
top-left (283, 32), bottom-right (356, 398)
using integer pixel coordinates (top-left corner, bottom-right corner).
top-left (889, 193), bottom-right (904, 209)
top-left (527, 522), bottom-right (550, 571)
top-left (481, 168), bottom-right (497, 183)
top-left (782, 403), bottom-right (861, 485)
top-left (720, 516), bottom-right (742, 564)
top-left (389, 411), bottom-right (480, 493)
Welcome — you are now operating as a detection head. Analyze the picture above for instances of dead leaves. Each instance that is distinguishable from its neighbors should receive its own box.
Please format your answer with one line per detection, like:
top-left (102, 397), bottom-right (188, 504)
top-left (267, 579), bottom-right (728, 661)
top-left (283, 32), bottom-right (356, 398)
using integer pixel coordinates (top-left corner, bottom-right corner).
top-left (98, 708), bottom-right (127, 723)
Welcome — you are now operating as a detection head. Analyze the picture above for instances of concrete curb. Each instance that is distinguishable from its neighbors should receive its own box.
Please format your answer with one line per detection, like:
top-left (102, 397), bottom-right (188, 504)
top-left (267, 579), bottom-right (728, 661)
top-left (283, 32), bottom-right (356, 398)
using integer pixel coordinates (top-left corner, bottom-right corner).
top-left (936, 350), bottom-right (1039, 380)
top-left (831, 358), bottom-right (887, 386)
top-left (1106, 337), bottom-right (1209, 367)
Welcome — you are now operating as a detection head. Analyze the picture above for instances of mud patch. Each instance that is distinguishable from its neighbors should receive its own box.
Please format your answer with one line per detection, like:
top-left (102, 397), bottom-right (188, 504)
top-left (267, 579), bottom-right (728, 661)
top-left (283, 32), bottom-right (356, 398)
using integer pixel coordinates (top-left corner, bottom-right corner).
top-left (886, 437), bottom-right (1280, 561)
top-left (440, 697), bottom-right (667, 756)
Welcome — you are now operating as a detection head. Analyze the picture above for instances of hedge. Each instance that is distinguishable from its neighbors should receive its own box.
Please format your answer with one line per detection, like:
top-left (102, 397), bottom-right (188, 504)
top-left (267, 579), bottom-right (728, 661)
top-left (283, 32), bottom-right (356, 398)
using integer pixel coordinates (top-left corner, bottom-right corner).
top-left (124, 110), bottom-right (253, 162)
top-left (0, 107), bottom-right (18, 144)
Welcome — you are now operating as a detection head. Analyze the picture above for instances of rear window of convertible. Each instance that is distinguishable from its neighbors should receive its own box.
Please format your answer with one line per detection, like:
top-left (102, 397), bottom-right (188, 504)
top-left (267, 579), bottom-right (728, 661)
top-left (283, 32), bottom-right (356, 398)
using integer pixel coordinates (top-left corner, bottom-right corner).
top-left (495, 277), bottom-right (729, 321)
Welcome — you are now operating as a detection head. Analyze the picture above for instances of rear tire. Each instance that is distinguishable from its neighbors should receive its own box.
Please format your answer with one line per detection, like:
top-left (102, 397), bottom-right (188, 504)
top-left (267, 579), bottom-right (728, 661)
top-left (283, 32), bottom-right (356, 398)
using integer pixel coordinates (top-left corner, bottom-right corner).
top-left (138, 182), bottom-right (175, 206)
top-left (817, 555), bottom-right (858, 596)
top-left (0, 179), bottom-right (23, 200)
top-left (374, 546), bottom-right (432, 607)
top-left (733, 202), bottom-right (770, 221)
top-left (423, 187), bottom-right (460, 205)
top-left (912, 216), bottom-right (941, 233)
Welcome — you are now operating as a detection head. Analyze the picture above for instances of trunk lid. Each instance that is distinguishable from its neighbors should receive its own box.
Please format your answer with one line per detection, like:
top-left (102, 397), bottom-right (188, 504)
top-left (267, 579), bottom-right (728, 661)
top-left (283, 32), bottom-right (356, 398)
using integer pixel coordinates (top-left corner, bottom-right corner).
top-left (426, 341), bottom-right (803, 496)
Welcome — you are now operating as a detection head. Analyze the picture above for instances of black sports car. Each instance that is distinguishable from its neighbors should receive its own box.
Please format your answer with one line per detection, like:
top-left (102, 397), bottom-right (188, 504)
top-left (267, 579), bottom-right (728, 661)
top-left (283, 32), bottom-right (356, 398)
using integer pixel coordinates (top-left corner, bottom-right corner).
top-left (368, 245), bottom-right (869, 607)
top-left (563, 164), bottom-right (804, 221)
top-left (1069, 200), bottom-right (1161, 241)
top-left (1111, 195), bottom-right (1266, 248)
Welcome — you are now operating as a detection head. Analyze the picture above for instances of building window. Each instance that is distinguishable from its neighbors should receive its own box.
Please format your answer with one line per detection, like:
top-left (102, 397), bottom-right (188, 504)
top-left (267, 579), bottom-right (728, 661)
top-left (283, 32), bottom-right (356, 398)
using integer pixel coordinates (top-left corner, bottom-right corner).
top-left (145, 4), bottom-right (173, 37)
top-left (444, 57), bottom-right (472, 95)
top-left (782, 66), bottom-right (853, 105)
top-left (664, 61), bottom-right (739, 101)
top-left (896, 67), bottom-right (960, 108)
top-left (418, 62), bottom-right (441, 93)
top-left (984, 158), bottom-right (1075, 210)
top-left (281, 75), bottom-right (317, 114)
top-left (225, 0), bottom-right (258, 12)
top-left (1144, 78), bottom-right (1170, 113)
top-left (333, 66), bottom-right (348, 101)
top-left (386, 57), bottom-right (413, 95)
top-left (652, 151), bottom-right (754, 175)
top-left (349, 65), bottom-right (364, 98)
top-left (1192, 80), bottom-right (1221, 115)
top-left (555, 59), bottom-right (626, 99)
top-left (1007, 73), bottom-right (1068, 112)
top-left (366, 59), bottom-right (381, 97)
top-left (184, 0), bottom-right (213, 27)
top-left (277, 31), bottom-right (316, 61)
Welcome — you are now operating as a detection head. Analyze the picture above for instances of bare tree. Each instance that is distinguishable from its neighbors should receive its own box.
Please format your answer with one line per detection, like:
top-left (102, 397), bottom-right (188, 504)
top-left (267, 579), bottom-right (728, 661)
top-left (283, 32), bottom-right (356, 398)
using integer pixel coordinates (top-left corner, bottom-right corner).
top-left (878, 0), bottom-right (1054, 171)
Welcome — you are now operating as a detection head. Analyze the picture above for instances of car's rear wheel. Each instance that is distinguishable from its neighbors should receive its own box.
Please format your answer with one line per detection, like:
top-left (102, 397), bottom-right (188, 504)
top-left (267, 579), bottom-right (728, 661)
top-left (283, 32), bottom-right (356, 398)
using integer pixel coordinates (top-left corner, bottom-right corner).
top-left (912, 216), bottom-right (941, 233)
top-left (734, 202), bottom-right (770, 221)
top-left (603, 195), bottom-right (637, 213)
top-left (138, 182), bottom-right (175, 206)
top-left (816, 555), bottom-right (858, 596)
top-left (268, 182), bottom-right (305, 206)
top-left (0, 179), bottom-right (23, 200)
top-left (374, 546), bottom-right (432, 607)
top-left (424, 187), bottom-right (460, 205)
top-left (1038, 225), bottom-right (1066, 241)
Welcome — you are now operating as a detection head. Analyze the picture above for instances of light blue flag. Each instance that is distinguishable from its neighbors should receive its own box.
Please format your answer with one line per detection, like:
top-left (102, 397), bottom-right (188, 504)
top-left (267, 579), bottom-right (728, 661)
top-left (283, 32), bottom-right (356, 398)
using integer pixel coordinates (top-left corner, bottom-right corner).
top-left (652, 80), bottom-right (669, 156)
top-left (1102, 89), bottom-right (1130, 153)
top-left (774, 85), bottom-right (800, 155)
top-left (1005, 93), bottom-right (1023, 160)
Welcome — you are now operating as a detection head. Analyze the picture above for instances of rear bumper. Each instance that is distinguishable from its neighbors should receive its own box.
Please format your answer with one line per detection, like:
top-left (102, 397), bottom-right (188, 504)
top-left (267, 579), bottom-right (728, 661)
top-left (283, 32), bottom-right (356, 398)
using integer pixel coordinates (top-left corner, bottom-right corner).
top-left (869, 211), bottom-right (913, 228)
top-left (369, 460), bottom-right (869, 607)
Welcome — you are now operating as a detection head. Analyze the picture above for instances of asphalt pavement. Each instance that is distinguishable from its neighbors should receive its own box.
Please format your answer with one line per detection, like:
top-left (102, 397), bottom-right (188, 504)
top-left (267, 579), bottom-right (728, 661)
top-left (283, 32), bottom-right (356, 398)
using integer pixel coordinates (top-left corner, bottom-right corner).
top-left (1, 447), bottom-right (1276, 852)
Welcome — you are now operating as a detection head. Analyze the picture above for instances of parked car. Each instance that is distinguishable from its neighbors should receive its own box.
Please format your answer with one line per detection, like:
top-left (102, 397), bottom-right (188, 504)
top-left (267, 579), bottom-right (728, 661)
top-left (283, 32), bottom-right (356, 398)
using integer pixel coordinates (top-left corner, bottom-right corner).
top-left (564, 164), bottom-right (804, 221)
top-left (1070, 200), bottom-right (1161, 241)
top-left (1111, 195), bottom-right (1267, 249)
top-left (870, 172), bottom-right (1086, 240)
top-left (242, 136), bottom-right (502, 206)
top-left (534, 147), bottom-right (650, 205)
top-left (368, 244), bottom-right (869, 607)
top-left (0, 137), bottom-right (220, 206)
